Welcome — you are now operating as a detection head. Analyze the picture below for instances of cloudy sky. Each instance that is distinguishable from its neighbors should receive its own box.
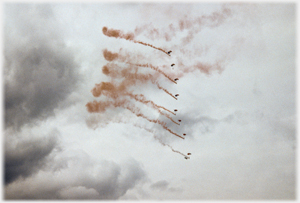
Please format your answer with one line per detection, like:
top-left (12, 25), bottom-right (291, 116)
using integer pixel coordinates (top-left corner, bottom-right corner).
top-left (3, 2), bottom-right (296, 200)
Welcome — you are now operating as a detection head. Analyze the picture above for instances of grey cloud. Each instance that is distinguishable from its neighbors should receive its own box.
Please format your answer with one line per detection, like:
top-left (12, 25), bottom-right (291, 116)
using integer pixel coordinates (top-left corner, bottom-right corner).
top-left (5, 129), bottom-right (60, 185)
top-left (150, 180), bottom-right (169, 190)
top-left (149, 180), bottom-right (183, 195)
top-left (4, 4), bottom-right (81, 130)
top-left (5, 155), bottom-right (147, 200)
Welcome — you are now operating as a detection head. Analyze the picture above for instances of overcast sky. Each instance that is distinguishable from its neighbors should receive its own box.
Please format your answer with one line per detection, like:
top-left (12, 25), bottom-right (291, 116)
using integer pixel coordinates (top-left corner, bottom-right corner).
top-left (3, 2), bottom-right (296, 200)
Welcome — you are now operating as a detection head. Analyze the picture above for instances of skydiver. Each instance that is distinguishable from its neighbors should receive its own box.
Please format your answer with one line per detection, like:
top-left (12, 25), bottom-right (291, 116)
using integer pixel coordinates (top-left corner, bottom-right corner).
top-left (183, 133), bottom-right (186, 136)
top-left (168, 51), bottom-right (172, 54)
top-left (184, 156), bottom-right (190, 160)
top-left (187, 153), bottom-right (191, 155)
top-left (174, 78), bottom-right (179, 81)
top-left (174, 109), bottom-right (178, 112)
top-left (175, 94), bottom-right (179, 97)
top-left (178, 120), bottom-right (181, 122)
top-left (171, 64), bottom-right (175, 67)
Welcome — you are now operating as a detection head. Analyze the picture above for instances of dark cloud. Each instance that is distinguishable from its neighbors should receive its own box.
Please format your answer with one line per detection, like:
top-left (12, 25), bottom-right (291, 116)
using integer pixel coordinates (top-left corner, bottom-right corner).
top-left (150, 180), bottom-right (169, 190)
top-left (4, 4), bottom-right (81, 130)
top-left (4, 129), bottom-right (60, 185)
top-left (5, 156), bottom-right (147, 200)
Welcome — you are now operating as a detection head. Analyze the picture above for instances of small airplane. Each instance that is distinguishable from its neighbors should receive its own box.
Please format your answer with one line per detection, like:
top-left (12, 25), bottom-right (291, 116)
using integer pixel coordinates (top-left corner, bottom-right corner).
top-left (174, 78), bottom-right (179, 81)
top-left (175, 94), bottom-right (179, 97)
top-left (167, 51), bottom-right (172, 54)
top-left (171, 63), bottom-right (175, 67)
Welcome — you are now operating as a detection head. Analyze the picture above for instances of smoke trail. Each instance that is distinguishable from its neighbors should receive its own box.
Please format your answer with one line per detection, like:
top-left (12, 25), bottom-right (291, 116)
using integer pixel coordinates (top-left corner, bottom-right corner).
top-left (133, 6), bottom-right (232, 45)
top-left (103, 27), bottom-right (169, 55)
top-left (90, 81), bottom-right (176, 121)
top-left (133, 124), bottom-right (188, 157)
top-left (103, 62), bottom-right (178, 100)
top-left (87, 85), bottom-right (183, 139)
top-left (133, 40), bottom-right (170, 55)
top-left (165, 143), bottom-right (188, 158)
top-left (86, 100), bottom-right (112, 113)
top-left (156, 83), bottom-right (177, 100)
top-left (163, 127), bottom-right (184, 139)
top-left (123, 103), bottom-right (184, 139)
top-left (103, 49), bottom-right (120, 61)
top-left (132, 63), bottom-right (176, 84)
top-left (157, 109), bottom-right (179, 126)
top-left (102, 27), bottom-right (134, 40)
top-left (125, 93), bottom-right (179, 125)
top-left (174, 60), bottom-right (224, 79)
top-left (125, 94), bottom-right (180, 126)
top-left (126, 93), bottom-right (175, 115)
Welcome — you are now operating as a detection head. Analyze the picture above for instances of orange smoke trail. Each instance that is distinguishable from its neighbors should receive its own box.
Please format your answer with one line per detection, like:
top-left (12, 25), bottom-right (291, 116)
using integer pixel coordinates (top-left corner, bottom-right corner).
top-left (103, 49), bottom-right (119, 61)
top-left (86, 100), bottom-right (112, 113)
top-left (126, 93), bottom-right (175, 116)
top-left (124, 104), bottom-right (184, 139)
top-left (103, 61), bottom-right (177, 100)
top-left (132, 63), bottom-right (177, 84)
top-left (163, 127), bottom-right (184, 139)
top-left (90, 80), bottom-right (176, 119)
top-left (87, 97), bottom-right (183, 139)
top-left (102, 27), bottom-right (134, 40)
top-left (125, 93), bottom-right (179, 125)
top-left (102, 27), bottom-right (169, 56)
top-left (157, 109), bottom-right (180, 125)
top-left (156, 83), bottom-right (177, 100)
top-left (133, 40), bottom-right (170, 56)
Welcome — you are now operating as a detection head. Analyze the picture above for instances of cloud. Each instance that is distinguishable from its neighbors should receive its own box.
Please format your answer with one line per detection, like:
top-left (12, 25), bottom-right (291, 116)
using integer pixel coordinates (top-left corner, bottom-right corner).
top-left (4, 4), bottom-right (81, 130)
top-left (150, 180), bottom-right (169, 190)
top-left (5, 154), bottom-right (147, 200)
top-left (4, 129), bottom-right (60, 185)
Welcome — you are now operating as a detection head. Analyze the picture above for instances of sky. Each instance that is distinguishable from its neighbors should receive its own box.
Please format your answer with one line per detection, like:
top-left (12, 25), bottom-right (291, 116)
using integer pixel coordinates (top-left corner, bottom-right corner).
top-left (3, 2), bottom-right (296, 200)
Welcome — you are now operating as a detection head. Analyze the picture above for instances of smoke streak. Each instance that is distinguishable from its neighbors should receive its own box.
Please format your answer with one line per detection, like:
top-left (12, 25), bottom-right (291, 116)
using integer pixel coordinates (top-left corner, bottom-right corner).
top-left (165, 143), bottom-right (188, 158)
top-left (90, 81), bottom-right (176, 121)
top-left (125, 93), bottom-right (179, 125)
top-left (133, 6), bottom-right (232, 45)
top-left (102, 63), bottom-right (177, 100)
top-left (103, 27), bottom-right (169, 55)
top-left (103, 63), bottom-right (177, 100)
top-left (132, 124), bottom-right (188, 157)
top-left (132, 63), bottom-right (177, 84)
top-left (123, 103), bottom-right (184, 139)
top-left (157, 83), bottom-right (178, 100)
top-left (126, 93), bottom-right (175, 115)
top-left (86, 91), bottom-right (183, 139)
top-left (133, 40), bottom-right (170, 55)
